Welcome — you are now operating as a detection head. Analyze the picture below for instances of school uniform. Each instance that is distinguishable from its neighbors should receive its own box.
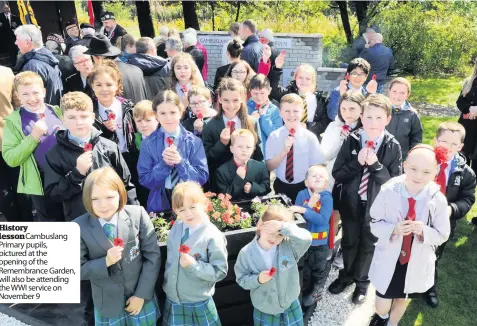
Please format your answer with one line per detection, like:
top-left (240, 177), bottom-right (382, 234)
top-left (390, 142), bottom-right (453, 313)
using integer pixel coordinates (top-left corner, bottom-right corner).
top-left (266, 126), bottom-right (325, 203)
top-left (234, 222), bottom-right (312, 325)
top-left (268, 67), bottom-right (330, 140)
top-left (427, 152), bottom-right (476, 302)
top-left (295, 189), bottom-right (332, 303)
top-left (216, 159), bottom-right (271, 200)
top-left (137, 125), bottom-right (208, 212)
top-left (386, 101), bottom-right (423, 159)
top-left (457, 79), bottom-right (477, 173)
top-left (369, 175), bottom-right (450, 298)
top-left (75, 205), bottom-right (161, 325)
top-left (43, 128), bottom-right (138, 221)
top-left (331, 129), bottom-right (402, 292)
top-left (327, 84), bottom-right (367, 121)
top-left (133, 132), bottom-right (153, 208)
top-left (202, 115), bottom-right (264, 192)
top-left (181, 107), bottom-right (218, 139)
top-left (247, 99), bottom-right (283, 157)
top-left (162, 219), bottom-right (228, 325)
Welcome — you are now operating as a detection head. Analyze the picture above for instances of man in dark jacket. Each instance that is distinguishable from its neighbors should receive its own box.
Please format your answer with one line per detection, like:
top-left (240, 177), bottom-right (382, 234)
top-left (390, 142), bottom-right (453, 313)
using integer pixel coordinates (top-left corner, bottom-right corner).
top-left (64, 20), bottom-right (81, 55)
top-left (360, 33), bottom-right (395, 93)
top-left (239, 19), bottom-right (263, 72)
top-left (14, 25), bottom-right (63, 105)
top-left (101, 11), bottom-right (127, 46)
top-left (0, 4), bottom-right (21, 66)
top-left (183, 32), bottom-right (205, 73)
top-left (350, 25), bottom-right (380, 60)
top-left (76, 23), bottom-right (95, 48)
top-left (45, 33), bottom-right (76, 83)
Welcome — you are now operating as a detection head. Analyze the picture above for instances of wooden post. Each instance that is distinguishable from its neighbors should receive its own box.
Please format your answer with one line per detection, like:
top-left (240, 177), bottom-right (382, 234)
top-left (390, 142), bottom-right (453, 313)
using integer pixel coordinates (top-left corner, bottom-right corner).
top-left (92, 0), bottom-right (104, 30)
top-left (135, 0), bottom-right (155, 37)
top-left (182, 1), bottom-right (200, 30)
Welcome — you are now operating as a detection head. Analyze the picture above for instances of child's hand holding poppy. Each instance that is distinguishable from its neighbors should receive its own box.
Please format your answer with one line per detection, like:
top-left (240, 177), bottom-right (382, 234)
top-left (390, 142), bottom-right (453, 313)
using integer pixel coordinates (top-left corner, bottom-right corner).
top-left (76, 151), bottom-right (93, 176)
top-left (308, 193), bottom-right (320, 208)
top-left (103, 119), bottom-right (116, 132)
top-left (31, 120), bottom-right (48, 140)
top-left (193, 118), bottom-right (204, 132)
top-left (365, 150), bottom-right (378, 165)
top-left (125, 296), bottom-right (144, 316)
top-left (366, 79), bottom-right (378, 94)
top-left (283, 136), bottom-right (294, 154)
top-left (258, 270), bottom-right (273, 284)
top-left (220, 127), bottom-right (231, 146)
top-left (106, 246), bottom-right (123, 267)
top-left (179, 252), bottom-right (197, 268)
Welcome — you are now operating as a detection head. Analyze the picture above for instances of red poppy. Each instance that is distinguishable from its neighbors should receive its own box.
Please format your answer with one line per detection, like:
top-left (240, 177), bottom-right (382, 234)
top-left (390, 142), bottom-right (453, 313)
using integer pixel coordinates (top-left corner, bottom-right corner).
top-left (280, 50), bottom-right (286, 55)
top-left (269, 267), bottom-right (277, 276)
top-left (108, 112), bottom-right (116, 120)
top-left (113, 238), bottom-right (124, 247)
top-left (372, 74), bottom-right (377, 81)
top-left (197, 112), bottom-right (203, 119)
top-left (366, 140), bottom-right (375, 149)
top-left (179, 244), bottom-right (191, 254)
top-left (166, 137), bottom-right (174, 147)
top-left (181, 85), bottom-right (188, 93)
top-left (169, 220), bottom-right (175, 227)
top-left (226, 121), bottom-right (233, 128)
top-left (83, 143), bottom-right (93, 151)
top-left (259, 38), bottom-right (268, 45)
top-left (341, 125), bottom-right (351, 132)
top-left (344, 73), bottom-right (350, 81)
top-left (39, 113), bottom-right (46, 119)
top-left (434, 146), bottom-right (449, 165)
top-left (255, 103), bottom-right (261, 110)
top-left (289, 128), bottom-right (296, 136)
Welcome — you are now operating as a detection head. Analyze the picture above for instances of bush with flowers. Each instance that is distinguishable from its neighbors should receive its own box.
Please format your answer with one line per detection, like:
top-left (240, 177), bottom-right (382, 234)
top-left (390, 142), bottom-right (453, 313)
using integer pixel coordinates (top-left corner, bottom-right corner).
top-left (150, 212), bottom-right (174, 243)
top-left (204, 192), bottom-right (253, 231)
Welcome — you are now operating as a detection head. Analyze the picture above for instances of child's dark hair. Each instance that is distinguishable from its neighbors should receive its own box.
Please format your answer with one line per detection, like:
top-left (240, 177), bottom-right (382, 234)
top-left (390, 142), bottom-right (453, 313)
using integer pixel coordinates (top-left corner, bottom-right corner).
top-left (249, 74), bottom-right (271, 92)
top-left (226, 60), bottom-right (255, 89)
top-left (227, 38), bottom-right (243, 59)
top-left (347, 58), bottom-right (370, 75)
top-left (88, 60), bottom-right (123, 96)
top-left (337, 90), bottom-right (365, 125)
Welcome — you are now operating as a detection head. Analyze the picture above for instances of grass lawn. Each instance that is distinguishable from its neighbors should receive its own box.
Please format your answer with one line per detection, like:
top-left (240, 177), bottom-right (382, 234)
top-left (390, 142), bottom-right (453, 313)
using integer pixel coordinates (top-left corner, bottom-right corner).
top-left (399, 115), bottom-right (477, 326)
top-left (408, 76), bottom-right (464, 107)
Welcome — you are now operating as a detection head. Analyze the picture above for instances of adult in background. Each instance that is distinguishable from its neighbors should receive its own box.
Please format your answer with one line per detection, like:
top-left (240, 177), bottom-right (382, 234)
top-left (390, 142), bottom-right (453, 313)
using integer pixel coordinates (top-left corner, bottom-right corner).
top-left (14, 25), bottom-right (63, 105)
top-left (76, 23), bottom-right (95, 48)
top-left (184, 28), bottom-right (209, 81)
top-left (0, 65), bottom-right (33, 222)
top-left (101, 11), bottom-right (127, 46)
top-left (45, 33), bottom-right (76, 83)
top-left (154, 25), bottom-right (169, 59)
top-left (183, 29), bottom-right (205, 78)
top-left (351, 25), bottom-right (380, 60)
top-left (0, 4), bottom-right (21, 66)
top-left (359, 33), bottom-right (395, 93)
top-left (84, 34), bottom-right (146, 104)
top-left (221, 22), bottom-right (240, 66)
top-left (259, 28), bottom-right (280, 69)
top-left (64, 20), bottom-right (81, 55)
top-left (239, 19), bottom-right (263, 72)
top-left (117, 34), bottom-right (136, 63)
top-left (64, 45), bottom-right (94, 97)
top-left (214, 38), bottom-right (243, 91)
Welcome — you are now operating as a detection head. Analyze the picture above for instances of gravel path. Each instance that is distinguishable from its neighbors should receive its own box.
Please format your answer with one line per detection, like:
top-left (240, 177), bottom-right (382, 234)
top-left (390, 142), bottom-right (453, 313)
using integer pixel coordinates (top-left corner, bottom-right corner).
top-left (0, 313), bottom-right (31, 326)
top-left (411, 102), bottom-right (460, 117)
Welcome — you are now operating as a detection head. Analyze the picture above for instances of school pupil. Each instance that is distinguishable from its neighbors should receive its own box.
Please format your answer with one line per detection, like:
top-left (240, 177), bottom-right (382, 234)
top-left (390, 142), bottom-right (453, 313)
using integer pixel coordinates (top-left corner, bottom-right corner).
top-left (235, 204), bottom-right (312, 326)
top-left (75, 167), bottom-right (161, 326)
top-left (266, 93), bottom-right (325, 203)
top-left (2, 71), bottom-right (64, 222)
top-left (247, 74), bottom-right (283, 156)
top-left (162, 182), bottom-right (227, 326)
top-left (214, 38), bottom-right (243, 91)
top-left (386, 77), bottom-right (423, 159)
top-left (225, 59), bottom-right (256, 93)
top-left (202, 77), bottom-right (264, 191)
top-left (425, 122), bottom-right (476, 307)
top-left (181, 85), bottom-right (218, 137)
top-left (216, 129), bottom-right (270, 200)
top-left (269, 54), bottom-right (330, 140)
top-left (137, 90), bottom-right (208, 213)
top-left (329, 93), bottom-right (402, 304)
top-left (43, 92), bottom-right (138, 222)
top-left (289, 165), bottom-right (333, 306)
top-left (368, 145), bottom-right (450, 326)
top-left (327, 58), bottom-right (376, 121)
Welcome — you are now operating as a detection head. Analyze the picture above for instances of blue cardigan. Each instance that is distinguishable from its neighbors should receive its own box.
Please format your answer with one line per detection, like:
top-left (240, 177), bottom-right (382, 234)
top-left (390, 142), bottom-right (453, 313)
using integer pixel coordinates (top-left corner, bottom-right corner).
top-left (295, 189), bottom-right (333, 246)
top-left (137, 125), bottom-right (209, 212)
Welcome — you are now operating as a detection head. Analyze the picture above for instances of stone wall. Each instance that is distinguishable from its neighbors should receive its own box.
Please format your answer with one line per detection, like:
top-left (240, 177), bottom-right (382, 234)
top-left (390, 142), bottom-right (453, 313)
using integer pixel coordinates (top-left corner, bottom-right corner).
top-left (197, 31), bottom-right (323, 86)
top-left (317, 67), bottom-right (394, 94)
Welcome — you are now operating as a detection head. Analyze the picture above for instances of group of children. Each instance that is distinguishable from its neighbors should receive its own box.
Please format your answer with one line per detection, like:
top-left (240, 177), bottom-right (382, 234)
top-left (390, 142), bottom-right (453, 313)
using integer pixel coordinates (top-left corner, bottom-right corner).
top-left (2, 48), bottom-right (476, 326)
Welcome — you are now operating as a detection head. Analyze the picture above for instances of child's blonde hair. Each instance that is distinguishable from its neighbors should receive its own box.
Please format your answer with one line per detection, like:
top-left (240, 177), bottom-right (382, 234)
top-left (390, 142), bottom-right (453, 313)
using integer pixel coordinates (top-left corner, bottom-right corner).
top-left (436, 121), bottom-right (466, 143)
top-left (187, 85), bottom-right (211, 102)
top-left (261, 204), bottom-right (294, 223)
top-left (170, 52), bottom-right (201, 87)
top-left (280, 93), bottom-right (304, 109)
top-left (389, 77), bottom-right (411, 94)
top-left (171, 181), bottom-right (207, 210)
top-left (152, 90), bottom-right (185, 114)
top-left (13, 71), bottom-right (44, 92)
top-left (82, 167), bottom-right (127, 218)
top-left (230, 128), bottom-right (257, 146)
top-left (60, 92), bottom-right (93, 113)
top-left (294, 64), bottom-right (317, 92)
top-left (133, 100), bottom-right (155, 120)
top-left (88, 60), bottom-right (123, 96)
top-left (362, 93), bottom-right (392, 117)
top-left (305, 164), bottom-right (329, 181)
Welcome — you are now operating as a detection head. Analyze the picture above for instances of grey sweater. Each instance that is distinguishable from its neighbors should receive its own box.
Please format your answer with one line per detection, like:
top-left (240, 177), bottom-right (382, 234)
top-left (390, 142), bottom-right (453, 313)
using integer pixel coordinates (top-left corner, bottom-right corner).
top-left (163, 219), bottom-right (228, 303)
top-left (234, 222), bottom-right (312, 315)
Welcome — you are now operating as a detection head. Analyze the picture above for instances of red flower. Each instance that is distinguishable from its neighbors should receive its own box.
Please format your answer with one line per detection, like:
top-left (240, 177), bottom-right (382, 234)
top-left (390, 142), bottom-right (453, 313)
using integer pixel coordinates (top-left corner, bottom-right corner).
top-left (108, 112), bottom-right (116, 120)
top-left (341, 125), bottom-right (351, 132)
top-left (366, 140), bottom-right (375, 149)
top-left (39, 113), bottom-right (46, 119)
top-left (269, 267), bottom-right (277, 276)
top-left (181, 85), bottom-right (188, 93)
top-left (434, 146), bottom-right (449, 165)
top-left (226, 121), bottom-right (233, 128)
top-left (166, 137), bottom-right (174, 147)
top-left (255, 103), bottom-right (261, 110)
top-left (197, 112), bottom-right (203, 119)
top-left (83, 143), bottom-right (93, 151)
top-left (113, 238), bottom-right (124, 247)
top-left (344, 73), bottom-right (350, 81)
top-left (372, 74), bottom-right (377, 81)
top-left (289, 128), bottom-right (296, 136)
top-left (179, 245), bottom-right (190, 254)
top-left (169, 220), bottom-right (175, 227)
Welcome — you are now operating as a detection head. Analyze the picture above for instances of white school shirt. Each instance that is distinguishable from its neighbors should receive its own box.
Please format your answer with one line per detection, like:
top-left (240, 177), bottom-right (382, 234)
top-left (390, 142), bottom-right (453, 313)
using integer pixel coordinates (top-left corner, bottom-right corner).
top-left (255, 238), bottom-right (277, 270)
top-left (359, 131), bottom-right (385, 201)
top-left (98, 98), bottom-right (127, 153)
top-left (266, 126), bottom-right (325, 184)
top-left (222, 115), bottom-right (242, 130)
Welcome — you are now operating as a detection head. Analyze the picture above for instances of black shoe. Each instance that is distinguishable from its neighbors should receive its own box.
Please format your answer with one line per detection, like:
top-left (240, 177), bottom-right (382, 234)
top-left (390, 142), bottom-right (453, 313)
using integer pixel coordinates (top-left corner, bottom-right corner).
top-left (427, 291), bottom-right (439, 308)
top-left (302, 291), bottom-right (323, 306)
top-left (352, 286), bottom-right (368, 304)
top-left (368, 313), bottom-right (389, 326)
top-left (328, 278), bottom-right (353, 294)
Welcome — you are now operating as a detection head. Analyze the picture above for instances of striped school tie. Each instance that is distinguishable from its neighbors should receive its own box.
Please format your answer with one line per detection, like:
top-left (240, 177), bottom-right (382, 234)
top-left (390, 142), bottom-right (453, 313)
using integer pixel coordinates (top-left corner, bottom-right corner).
top-left (300, 95), bottom-right (308, 123)
top-left (181, 228), bottom-right (189, 244)
top-left (169, 136), bottom-right (180, 187)
top-left (358, 141), bottom-right (376, 197)
top-left (285, 132), bottom-right (294, 183)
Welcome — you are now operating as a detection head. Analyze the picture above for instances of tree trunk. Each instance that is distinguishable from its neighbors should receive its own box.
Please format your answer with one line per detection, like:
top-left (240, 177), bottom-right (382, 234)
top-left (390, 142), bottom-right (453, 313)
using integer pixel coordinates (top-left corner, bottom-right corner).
top-left (354, 1), bottom-right (369, 35)
top-left (182, 1), bottom-right (200, 30)
top-left (210, 1), bottom-right (215, 31)
top-left (235, 1), bottom-right (241, 22)
top-left (91, 0), bottom-right (104, 30)
top-left (338, 1), bottom-right (353, 44)
top-left (135, 0), bottom-right (155, 37)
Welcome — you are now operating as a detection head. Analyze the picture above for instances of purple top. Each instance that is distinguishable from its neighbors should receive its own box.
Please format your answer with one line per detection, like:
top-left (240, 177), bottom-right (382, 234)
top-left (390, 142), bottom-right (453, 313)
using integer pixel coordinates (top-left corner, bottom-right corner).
top-left (20, 106), bottom-right (63, 171)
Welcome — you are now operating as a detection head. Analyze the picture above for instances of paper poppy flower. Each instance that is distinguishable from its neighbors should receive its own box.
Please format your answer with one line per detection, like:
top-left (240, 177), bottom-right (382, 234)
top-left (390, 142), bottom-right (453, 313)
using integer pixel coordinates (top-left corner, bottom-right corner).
top-left (255, 103), bottom-right (261, 110)
top-left (289, 128), bottom-right (296, 136)
top-left (197, 112), bottom-right (203, 119)
top-left (366, 140), bottom-right (375, 149)
top-left (269, 267), bottom-right (277, 276)
top-left (166, 137), bottom-right (174, 147)
top-left (113, 238), bottom-right (124, 247)
top-left (179, 245), bottom-right (190, 254)
top-left (344, 73), bottom-right (350, 81)
top-left (108, 112), bottom-right (116, 120)
top-left (341, 125), bottom-right (351, 132)
top-left (181, 85), bottom-right (188, 93)
top-left (434, 146), bottom-right (449, 165)
top-left (372, 74), bottom-right (377, 81)
top-left (39, 113), bottom-right (46, 119)
top-left (83, 143), bottom-right (93, 151)
top-left (226, 121), bottom-right (233, 128)
top-left (169, 220), bottom-right (175, 227)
